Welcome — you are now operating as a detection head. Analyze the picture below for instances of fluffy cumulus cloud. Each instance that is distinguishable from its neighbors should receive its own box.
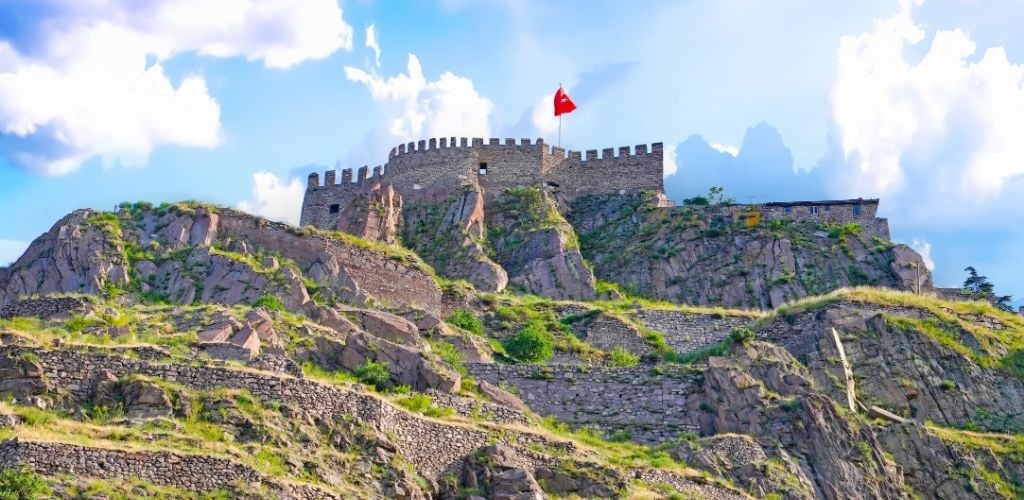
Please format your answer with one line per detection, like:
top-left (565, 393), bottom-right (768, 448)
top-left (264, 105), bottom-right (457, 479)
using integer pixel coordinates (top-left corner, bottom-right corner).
top-left (344, 27), bottom-right (493, 161)
top-left (0, 0), bottom-right (353, 175)
top-left (910, 239), bottom-right (935, 270)
top-left (0, 239), bottom-right (30, 267)
top-left (829, 0), bottom-right (1024, 212)
top-left (237, 171), bottom-right (304, 225)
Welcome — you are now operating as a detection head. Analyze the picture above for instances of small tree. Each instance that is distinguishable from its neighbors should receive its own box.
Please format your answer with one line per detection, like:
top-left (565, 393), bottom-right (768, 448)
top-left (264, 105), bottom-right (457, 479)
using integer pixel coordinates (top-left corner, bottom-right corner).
top-left (503, 321), bottom-right (554, 363)
top-left (963, 266), bottom-right (1014, 312)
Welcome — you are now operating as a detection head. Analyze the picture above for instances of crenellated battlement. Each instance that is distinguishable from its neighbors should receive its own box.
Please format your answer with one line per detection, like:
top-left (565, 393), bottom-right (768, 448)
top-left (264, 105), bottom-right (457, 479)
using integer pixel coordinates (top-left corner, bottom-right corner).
top-left (301, 136), bottom-right (665, 229)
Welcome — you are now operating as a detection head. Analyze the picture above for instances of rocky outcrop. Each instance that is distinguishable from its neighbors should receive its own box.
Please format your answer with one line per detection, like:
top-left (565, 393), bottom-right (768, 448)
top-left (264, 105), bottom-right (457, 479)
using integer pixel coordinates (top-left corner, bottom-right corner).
top-left (568, 194), bottom-right (932, 309)
top-left (449, 445), bottom-right (544, 500)
top-left (403, 183), bottom-right (508, 293)
top-left (335, 181), bottom-right (403, 244)
top-left (761, 301), bottom-right (1024, 432)
top-left (0, 205), bottom-right (442, 313)
top-left (488, 188), bottom-right (596, 301)
top-left (0, 352), bottom-right (49, 399)
top-left (0, 211), bottom-right (130, 307)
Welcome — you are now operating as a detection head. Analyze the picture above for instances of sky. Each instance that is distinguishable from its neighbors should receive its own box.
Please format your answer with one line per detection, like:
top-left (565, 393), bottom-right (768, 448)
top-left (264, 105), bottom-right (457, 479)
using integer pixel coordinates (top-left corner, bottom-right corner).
top-left (0, 0), bottom-right (1022, 303)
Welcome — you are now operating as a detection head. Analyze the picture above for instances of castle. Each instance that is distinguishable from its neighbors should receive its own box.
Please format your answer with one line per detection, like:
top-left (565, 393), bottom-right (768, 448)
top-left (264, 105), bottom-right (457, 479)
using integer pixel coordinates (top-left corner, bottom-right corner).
top-left (300, 136), bottom-right (887, 238)
top-left (300, 137), bottom-right (664, 228)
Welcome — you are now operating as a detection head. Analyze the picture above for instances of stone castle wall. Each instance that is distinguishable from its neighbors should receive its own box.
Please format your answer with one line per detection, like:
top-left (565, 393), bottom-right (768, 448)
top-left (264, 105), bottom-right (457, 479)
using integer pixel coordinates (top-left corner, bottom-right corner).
top-left (300, 137), bottom-right (664, 230)
top-left (465, 363), bottom-right (703, 444)
top-left (665, 199), bottom-right (890, 240)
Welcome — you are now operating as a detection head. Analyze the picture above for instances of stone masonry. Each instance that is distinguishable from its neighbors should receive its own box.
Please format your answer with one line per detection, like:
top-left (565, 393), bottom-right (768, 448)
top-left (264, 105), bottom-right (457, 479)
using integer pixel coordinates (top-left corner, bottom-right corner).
top-left (300, 138), bottom-right (665, 229)
top-left (633, 310), bottom-right (754, 354)
top-left (466, 363), bottom-right (703, 444)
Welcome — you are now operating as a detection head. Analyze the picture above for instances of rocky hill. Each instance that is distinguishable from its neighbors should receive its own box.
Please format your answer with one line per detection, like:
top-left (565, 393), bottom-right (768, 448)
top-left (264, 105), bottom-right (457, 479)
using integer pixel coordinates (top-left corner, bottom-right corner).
top-left (0, 201), bottom-right (1019, 499)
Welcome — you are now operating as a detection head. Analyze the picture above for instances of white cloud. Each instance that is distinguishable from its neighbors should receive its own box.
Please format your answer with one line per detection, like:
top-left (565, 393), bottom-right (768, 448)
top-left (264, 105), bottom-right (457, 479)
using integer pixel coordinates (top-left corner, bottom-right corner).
top-left (237, 171), bottom-right (304, 225)
top-left (709, 142), bottom-right (739, 157)
top-left (531, 92), bottom-right (559, 137)
top-left (910, 239), bottom-right (935, 270)
top-left (366, 24), bottom-right (382, 68)
top-left (0, 239), bottom-right (30, 267)
top-left (0, 0), bottom-right (353, 175)
top-left (663, 144), bottom-right (678, 176)
top-left (830, 0), bottom-right (1024, 202)
top-left (344, 49), bottom-right (493, 148)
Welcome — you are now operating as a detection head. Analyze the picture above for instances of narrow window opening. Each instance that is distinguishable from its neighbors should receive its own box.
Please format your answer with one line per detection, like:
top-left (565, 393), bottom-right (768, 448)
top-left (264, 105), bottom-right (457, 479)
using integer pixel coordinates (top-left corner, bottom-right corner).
top-left (329, 204), bottom-right (340, 214)
top-left (479, 162), bottom-right (488, 175)
top-left (784, 206), bottom-right (792, 214)
top-left (853, 205), bottom-right (862, 216)
top-left (810, 206), bottom-right (819, 216)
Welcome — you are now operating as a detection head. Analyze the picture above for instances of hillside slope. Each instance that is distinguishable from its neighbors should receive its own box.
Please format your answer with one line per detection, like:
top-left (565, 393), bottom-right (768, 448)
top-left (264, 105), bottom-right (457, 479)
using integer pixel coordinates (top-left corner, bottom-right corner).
top-left (0, 202), bottom-right (1018, 500)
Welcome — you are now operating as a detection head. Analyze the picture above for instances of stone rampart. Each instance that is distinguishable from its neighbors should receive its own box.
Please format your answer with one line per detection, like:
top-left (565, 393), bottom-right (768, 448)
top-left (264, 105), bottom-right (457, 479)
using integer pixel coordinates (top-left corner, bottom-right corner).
top-left (465, 363), bottom-right (702, 444)
top-left (300, 138), bottom-right (665, 230)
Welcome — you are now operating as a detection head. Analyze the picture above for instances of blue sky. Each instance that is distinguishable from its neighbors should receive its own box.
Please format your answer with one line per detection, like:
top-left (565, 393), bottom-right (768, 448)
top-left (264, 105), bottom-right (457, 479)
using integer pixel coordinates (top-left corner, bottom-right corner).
top-left (1, 0), bottom-right (1023, 303)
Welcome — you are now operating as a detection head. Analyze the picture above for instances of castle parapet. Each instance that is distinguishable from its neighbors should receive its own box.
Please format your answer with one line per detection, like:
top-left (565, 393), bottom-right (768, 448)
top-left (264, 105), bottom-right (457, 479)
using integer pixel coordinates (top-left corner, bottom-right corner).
top-left (307, 172), bottom-right (319, 188)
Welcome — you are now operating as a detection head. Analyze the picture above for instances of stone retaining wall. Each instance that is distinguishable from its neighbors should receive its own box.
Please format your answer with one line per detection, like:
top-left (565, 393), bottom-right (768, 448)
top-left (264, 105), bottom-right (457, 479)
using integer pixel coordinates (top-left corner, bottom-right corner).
top-left (7, 346), bottom-right (541, 479)
top-left (0, 438), bottom-right (335, 498)
top-left (634, 310), bottom-right (753, 354)
top-left (0, 296), bottom-right (89, 319)
top-left (466, 363), bottom-right (702, 444)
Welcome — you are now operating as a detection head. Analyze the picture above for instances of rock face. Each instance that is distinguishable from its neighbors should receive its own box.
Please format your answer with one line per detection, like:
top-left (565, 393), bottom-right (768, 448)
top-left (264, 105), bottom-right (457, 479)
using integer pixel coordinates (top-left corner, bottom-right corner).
top-left (762, 301), bottom-right (1024, 432)
top-left (0, 353), bottom-right (49, 399)
top-left (403, 183), bottom-right (508, 293)
top-left (568, 193), bottom-right (933, 308)
top-left (450, 445), bottom-right (544, 500)
top-left (486, 188), bottom-right (596, 300)
top-left (0, 205), bottom-right (442, 313)
top-left (335, 181), bottom-right (403, 244)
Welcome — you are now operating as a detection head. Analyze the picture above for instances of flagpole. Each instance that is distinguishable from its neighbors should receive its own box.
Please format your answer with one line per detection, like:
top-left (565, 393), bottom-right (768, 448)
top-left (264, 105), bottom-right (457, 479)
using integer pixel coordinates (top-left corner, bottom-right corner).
top-left (559, 82), bottom-right (563, 148)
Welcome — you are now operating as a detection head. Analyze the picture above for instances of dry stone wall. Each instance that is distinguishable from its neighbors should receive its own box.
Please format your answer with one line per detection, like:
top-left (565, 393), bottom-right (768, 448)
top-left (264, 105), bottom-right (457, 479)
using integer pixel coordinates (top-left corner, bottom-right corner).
top-left (0, 296), bottom-right (90, 319)
top-left (465, 363), bottom-right (702, 444)
top-left (634, 310), bottom-right (754, 354)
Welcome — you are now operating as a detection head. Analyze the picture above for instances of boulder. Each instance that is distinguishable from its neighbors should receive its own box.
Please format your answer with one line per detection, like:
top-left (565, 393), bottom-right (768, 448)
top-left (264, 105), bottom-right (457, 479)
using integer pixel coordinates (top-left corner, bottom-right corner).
top-left (121, 379), bottom-right (173, 419)
top-left (453, 445), bottom-right (543, 500)
top-left (477, 381), bottom-right (527, 412)
top-left (351, 308), bottom-right (423, 348)
top-left (0, 353), bottom-right (49, 399)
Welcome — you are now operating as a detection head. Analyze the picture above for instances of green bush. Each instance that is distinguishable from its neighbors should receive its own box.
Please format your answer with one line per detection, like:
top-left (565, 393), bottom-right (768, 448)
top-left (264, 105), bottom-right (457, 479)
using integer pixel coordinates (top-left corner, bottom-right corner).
top-left (354, 360), bottom-right (392, 390)
top-left (503, 321), bottom-right (554, 363)
top-left (447, 309), bottom-right (484, 336)
top-left (252, 294), bottom-right (285, 312)
top-left (730, 327), bottom-right (756, 345)
top-left (0, 467), bottom-right (51, 499)
top-left (607, 347), bottom-right (640, 367)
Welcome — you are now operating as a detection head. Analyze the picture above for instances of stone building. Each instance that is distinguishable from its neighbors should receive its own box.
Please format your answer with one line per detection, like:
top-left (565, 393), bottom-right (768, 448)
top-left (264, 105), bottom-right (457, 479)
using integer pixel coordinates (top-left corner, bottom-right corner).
top-left (300, 137), bottom-right (665, 228)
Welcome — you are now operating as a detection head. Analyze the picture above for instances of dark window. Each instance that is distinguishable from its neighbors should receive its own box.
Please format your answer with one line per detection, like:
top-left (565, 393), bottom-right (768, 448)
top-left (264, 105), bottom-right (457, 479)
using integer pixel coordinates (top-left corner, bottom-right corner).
top-left (810, 206), bottom-right (819, 215)
top-left (329, 204), bottom-right (340, 214)
top-left (784, 206), bottom-right (792, 214)
top-left (479, 162), bottom-right (488, 175)
top-left (853, 205), bottom-right (862, 216)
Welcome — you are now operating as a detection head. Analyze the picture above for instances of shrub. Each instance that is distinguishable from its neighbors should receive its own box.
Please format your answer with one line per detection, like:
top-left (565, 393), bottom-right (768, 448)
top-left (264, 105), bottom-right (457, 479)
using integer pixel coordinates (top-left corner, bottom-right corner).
top-left (502, 321), bottom-right (554, 363)
top-left (252, 294), bottom-right (285, 312)
top-left (447, 309), bottom-right (484, 336)
top-left (354, 360), bottom-right (392, 390)
top-left (395, 393), bottom-right (454, 418)
top-left (729, 327), bottom-right (756, 345)
top-left (0, 467), bottom-right (50, 499)
top-left (607, 347), bottom-right (640, 367)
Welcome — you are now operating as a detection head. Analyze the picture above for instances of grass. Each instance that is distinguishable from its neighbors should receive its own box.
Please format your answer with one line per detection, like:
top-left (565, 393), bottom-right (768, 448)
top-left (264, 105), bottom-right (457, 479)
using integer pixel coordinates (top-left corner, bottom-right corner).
top-left (394, 393), bottom-right (455, 418)
top-left (447, 309), bottom-right (484, 336)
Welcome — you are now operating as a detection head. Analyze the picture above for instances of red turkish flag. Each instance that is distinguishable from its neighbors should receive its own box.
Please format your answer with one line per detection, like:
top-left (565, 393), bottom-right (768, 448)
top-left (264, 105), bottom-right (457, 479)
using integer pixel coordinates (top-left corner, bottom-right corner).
top-left (554, 86), bottom-right (577, 116)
